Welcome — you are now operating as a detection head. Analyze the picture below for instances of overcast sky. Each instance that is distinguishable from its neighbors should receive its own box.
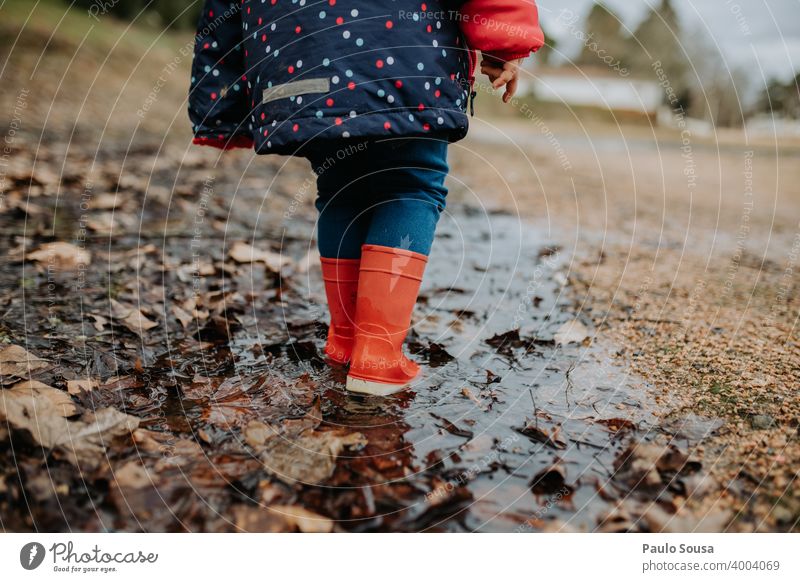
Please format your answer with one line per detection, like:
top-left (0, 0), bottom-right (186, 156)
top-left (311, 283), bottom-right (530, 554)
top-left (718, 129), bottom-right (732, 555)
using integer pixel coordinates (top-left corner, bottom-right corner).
top-left (538, 0), bottom-right (800, 82)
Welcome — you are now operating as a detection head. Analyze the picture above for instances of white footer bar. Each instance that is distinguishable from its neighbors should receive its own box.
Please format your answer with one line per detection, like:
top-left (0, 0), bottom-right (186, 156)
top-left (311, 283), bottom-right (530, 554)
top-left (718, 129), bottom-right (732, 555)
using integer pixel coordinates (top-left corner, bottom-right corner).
top-left (1, 533), bottom-right (797, 581)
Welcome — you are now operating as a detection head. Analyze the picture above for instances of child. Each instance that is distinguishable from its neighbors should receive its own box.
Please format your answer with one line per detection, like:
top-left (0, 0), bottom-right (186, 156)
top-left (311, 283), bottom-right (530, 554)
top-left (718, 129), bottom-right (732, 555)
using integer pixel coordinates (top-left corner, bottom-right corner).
top-left (189, 0), bottom-right (544, 395)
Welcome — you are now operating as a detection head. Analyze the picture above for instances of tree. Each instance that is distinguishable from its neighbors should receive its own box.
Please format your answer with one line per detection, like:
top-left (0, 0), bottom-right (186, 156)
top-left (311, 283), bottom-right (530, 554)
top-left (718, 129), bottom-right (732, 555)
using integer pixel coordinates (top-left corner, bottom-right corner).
top-left (629, 0), bottom-right (689, 95)
top-left (535, 24), bottom-right (558, 67)
top-left (576, 3), bottom-right (629, 70)
top-left (680, 30), bottom-right (749, 127)
top-left (757, 74), bottom-right (800, 119)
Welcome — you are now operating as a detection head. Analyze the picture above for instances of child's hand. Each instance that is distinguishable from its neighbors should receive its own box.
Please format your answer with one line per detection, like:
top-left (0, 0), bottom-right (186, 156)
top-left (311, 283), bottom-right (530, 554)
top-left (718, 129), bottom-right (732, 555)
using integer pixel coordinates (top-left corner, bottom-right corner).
top-left (480, 57), bottom-right (524, 103)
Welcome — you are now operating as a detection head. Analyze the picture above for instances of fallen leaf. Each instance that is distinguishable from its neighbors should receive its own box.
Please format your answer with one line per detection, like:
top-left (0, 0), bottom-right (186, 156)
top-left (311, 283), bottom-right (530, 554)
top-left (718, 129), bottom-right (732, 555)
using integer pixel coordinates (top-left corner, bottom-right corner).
top-left (109, 299), bottom-right (158, 335)
top-left (0, 383), bottom-right (138, 468)
top-left (554, 319), bottom-right (590, 345)
top-left (598, 417), bottom-right (638, 434)
top-left (258, 430), bottom-right (367, 485)
top-left (2, 380), bottom-right (79, 417)
top-left (485, 330), bottom-right (525, 354)
top-left (90, 314), bottom-right (109, 332)
top-left (131, 428), bottom-right (174, 454)
top-left (86, 213), bottom-right (116, 234)
top-left (461, 387), bottom-right (489, 411)
top-left (244, 420), bottom-right (278, 448)
top-left (231, 504), bottom-right (292, 533)
top-left (612, 440), bottom-right (700, 492)
top-left (0, 345), bottom-right (50, 382)
top-left (91, 193), bottom-right (122, 210)
top-left (26, 242), bottom-right (91, 270)
top-left (171, 305), bottom-right (194, 328)
top-left (113, 461), bottom-right (154, 490)
top-left (67, 378), bottom-right (99, 395)
top-left (229, 241), bottom-right (292, 272)
top-left (516, 421), bottom-right (566, 450)
top-left (431, 413), bottom-right (473, 439)
top-left (530, 465), bottom-right (573, 496)
top-left (273, 505), bottom-right (334, 533)
top-left (53, 408), bottom-right (140, 468)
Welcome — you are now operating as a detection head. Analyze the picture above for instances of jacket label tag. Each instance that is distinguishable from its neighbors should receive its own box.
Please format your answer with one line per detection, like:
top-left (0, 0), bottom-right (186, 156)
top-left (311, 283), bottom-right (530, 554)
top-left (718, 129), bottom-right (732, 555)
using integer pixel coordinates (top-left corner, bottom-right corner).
top-left (262, 78), bottom-right (331, 104)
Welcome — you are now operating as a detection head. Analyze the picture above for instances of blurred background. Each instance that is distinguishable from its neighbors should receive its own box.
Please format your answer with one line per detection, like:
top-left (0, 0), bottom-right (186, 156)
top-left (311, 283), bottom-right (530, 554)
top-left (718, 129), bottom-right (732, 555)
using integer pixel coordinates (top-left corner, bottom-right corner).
top-left (3, 0), bottom-right (796, 133)
top-left (2, 0), bottom-right (799, 140)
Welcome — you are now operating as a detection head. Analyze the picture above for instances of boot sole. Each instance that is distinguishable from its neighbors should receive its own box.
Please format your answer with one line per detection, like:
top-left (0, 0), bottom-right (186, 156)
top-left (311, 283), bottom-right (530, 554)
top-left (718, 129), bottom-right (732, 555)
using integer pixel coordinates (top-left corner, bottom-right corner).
top-left (346, 375), bottom-right (409, 396)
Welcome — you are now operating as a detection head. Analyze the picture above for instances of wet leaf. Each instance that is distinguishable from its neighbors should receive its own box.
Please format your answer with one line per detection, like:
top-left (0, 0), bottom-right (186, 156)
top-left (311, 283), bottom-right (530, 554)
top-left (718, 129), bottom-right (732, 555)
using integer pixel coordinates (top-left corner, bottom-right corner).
top-left (67, 378), bottom-right (99, 395)
top-left (109, 299), bottom-right (159, 336)
top-left (530, 465), bottom-right (573, 496)
top-left (86, 213), bottom-right (117, 234)
top-left (90, 314), bottom-right (109, 332)
top-left (597, 417), bottom-right (638, 434)
top-left (26, 242), bottom-right (91, 271)
top-left (431, 414), bottom-right (474, 439)
top-left (171, 305), bottom-right (194, 328)
top-left (229, 241), bottom-right (292, 272)
top-left (273, 505), bottom-right (334, 533)
top-left (1, 381), bottom-right (138, 468)
top-left (612, 440), bottom-right (701, 494)
top-left (460, 387), bottom-right (489, 411)
top-left (91, 193), bottom-right (122, 210)
top-left (0, 345), bottom-right (50, 383)
top-left (52, 408), bottom-right (140, 468)
top-left (1, 380), bottom-right (79, 418)
top-left (113, 460), bottom-right (154, 490)
top-left (408, 341), bottom-right (455, 366)
top-left (244, 420), bottom-right (277, 448)
top-left (516, 421), bottom-right (566, 450)
top-left (231, 504), bottom-right (292, 533)
top-left (131, 428), bottom-right (175, 454)
top-left (486, 330), bottom-right (525, 354)
top-left (258, 430), bottom-right (367, 485)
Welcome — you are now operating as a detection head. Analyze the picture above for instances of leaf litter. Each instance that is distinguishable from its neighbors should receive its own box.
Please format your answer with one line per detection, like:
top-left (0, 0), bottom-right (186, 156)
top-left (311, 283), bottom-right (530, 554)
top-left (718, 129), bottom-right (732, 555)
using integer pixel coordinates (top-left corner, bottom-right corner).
top-left (0, 141), bottom-right (700, 532)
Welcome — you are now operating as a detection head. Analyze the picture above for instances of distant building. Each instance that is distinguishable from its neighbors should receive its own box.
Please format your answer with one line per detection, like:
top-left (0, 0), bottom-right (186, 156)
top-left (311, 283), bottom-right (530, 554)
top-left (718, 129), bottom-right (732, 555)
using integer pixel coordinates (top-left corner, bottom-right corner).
top-left (523, 66), bottom-right (663, 118)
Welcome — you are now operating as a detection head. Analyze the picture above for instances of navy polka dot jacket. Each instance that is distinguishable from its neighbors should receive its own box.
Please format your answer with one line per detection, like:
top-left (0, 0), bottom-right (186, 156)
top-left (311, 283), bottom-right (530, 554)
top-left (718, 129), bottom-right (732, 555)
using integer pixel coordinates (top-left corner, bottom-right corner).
top-left (189, 0), bottom-right (543, 155)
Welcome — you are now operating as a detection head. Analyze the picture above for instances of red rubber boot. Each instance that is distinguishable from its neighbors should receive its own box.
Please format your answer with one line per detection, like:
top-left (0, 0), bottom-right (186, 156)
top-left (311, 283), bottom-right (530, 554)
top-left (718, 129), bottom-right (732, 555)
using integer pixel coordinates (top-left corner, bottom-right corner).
top-left (346, 245), bottom-right (428, 396)
top-left (320, 257), bottom-right (360, 364)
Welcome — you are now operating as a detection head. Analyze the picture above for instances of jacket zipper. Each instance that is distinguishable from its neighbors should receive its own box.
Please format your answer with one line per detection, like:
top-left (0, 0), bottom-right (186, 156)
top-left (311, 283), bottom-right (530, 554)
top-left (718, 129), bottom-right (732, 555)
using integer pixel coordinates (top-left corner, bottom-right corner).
top-left (467, 48), bottom-right (477, 117)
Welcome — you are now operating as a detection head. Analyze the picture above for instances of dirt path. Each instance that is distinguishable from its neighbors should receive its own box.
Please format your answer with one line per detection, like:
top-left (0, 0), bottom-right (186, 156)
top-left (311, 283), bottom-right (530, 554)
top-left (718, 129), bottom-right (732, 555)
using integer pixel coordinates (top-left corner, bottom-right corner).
top-left (453, 118), bottom-right (800, 531)
top-left (0, 134), bottom-right (666, 532)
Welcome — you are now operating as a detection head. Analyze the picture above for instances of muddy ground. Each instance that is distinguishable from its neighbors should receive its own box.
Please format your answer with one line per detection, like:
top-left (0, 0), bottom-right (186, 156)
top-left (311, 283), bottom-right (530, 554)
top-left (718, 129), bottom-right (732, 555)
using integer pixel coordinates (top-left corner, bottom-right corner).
top-left (0, 138), bottom-right (663, 532)
top-left (2, 123), bottom-right (796, 532)
top-left (1, 3), bottom-right (798, 532)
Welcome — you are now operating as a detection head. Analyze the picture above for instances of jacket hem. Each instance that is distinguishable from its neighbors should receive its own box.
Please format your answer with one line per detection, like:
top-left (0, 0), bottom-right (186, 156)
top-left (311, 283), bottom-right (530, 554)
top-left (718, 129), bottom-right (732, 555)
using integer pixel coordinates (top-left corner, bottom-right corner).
top-left (252, 108), bottom-right (469, 156)
top-left (192, 135), bottom-right (254, 151)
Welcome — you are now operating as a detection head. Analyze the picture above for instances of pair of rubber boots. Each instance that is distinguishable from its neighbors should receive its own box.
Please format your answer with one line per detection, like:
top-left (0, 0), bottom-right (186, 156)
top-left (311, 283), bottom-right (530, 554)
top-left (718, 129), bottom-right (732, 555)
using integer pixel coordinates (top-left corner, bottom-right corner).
top-left (320, 244), bottom-right (426, 396)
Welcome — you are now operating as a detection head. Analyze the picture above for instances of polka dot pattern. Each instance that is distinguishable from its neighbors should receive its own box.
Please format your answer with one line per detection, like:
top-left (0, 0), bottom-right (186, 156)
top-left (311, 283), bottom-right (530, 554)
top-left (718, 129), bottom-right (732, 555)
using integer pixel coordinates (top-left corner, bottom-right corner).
top-left (189, 0), bottom-right (471, 155)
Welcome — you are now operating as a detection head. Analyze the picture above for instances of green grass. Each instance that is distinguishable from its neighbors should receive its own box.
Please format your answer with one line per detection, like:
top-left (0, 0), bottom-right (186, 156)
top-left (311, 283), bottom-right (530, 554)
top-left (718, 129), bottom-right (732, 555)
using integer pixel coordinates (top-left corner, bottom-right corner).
top-left (1, 0), bottom-right (189, 61)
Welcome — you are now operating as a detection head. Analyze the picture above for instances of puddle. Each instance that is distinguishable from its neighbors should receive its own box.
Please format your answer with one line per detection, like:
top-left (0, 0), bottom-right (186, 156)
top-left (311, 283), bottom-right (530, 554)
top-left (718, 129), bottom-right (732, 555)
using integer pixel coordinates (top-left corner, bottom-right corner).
top-left (0, 146), bottom-right (662, 531)
top-left (237, 210), bottom-right (660, 531)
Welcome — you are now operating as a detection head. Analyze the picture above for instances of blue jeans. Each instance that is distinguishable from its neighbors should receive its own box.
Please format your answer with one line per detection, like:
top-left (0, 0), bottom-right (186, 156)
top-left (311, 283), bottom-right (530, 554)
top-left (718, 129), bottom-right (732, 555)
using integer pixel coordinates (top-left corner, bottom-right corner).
top-left (306, 138), bottom-right (449, 259)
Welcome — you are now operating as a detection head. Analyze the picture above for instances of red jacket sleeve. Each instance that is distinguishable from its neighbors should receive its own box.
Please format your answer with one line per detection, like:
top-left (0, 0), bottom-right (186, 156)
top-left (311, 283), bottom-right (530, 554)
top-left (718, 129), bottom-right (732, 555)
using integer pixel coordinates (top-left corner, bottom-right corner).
top-left (458, 0), bottom-right (545, 62)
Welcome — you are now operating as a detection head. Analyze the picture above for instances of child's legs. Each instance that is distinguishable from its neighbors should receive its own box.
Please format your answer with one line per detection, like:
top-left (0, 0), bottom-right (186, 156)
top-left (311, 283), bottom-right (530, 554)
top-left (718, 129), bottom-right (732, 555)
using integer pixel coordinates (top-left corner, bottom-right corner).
top-left (366, 139), bottom-right (449, 256)
top-left (307, 145), bottom-right (372, 259)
